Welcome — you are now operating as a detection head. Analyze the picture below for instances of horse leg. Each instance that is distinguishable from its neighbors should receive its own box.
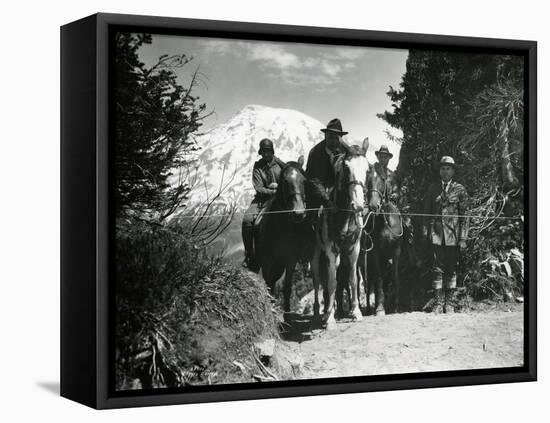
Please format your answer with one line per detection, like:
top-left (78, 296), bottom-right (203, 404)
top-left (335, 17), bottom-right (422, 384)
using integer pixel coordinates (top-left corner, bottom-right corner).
top-left (357, 253), bottom-right (365, 312)
top-left (393, 243), bottom-right (401, 313)
top-left (283, 259), bottom-right (297, 313)
top-left (347, 243), bottom-right (363, 321)
top-left (372, 250), bottom-right (386, 316)
top-left (324, 249), bottom-right (339, 330)
top-left (320, 253), bottom-right (329, 313)
top-left (363, 251), bottom-right (375, 314)
top-left (335, 260), bottom-right (347, 318)
top-left (311, 247), bottom-right (322, 323)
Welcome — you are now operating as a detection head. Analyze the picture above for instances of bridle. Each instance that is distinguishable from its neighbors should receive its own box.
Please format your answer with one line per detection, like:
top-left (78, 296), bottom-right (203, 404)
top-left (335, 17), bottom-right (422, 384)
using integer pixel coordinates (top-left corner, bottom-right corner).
top-left (346, 179), bottom-right (366, 190)
top-left (367, 173), bottom-right (388, 211)
top-left (335, 154), bottom-right (368, 213)
top-left (366, 173), bottom-right (403, 238)
top-left (276, 165), bottom-right (307, 219)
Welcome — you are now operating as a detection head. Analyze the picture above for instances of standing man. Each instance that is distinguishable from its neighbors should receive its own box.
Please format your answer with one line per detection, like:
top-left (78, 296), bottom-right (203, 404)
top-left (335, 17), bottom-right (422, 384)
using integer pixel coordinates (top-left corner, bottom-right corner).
top-left (241, 138), bottom-right (285, 269)
top-left (423, 156), bottom-right (469, 314)
top-left (305, 118), bottom-right (349, 211)
top-left (373, 145), bottom-right (399, 204)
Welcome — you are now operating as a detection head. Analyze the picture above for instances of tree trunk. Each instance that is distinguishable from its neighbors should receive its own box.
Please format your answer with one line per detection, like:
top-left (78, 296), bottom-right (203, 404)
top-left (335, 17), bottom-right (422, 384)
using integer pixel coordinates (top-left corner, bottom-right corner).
top-left (500, 123), bottom-right (518, 192)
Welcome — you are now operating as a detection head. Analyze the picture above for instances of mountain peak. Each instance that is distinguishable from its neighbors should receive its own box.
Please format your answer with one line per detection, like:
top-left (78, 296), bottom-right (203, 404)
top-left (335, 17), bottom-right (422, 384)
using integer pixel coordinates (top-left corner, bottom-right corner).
top-left (186, 106), bottom-right (325, 208)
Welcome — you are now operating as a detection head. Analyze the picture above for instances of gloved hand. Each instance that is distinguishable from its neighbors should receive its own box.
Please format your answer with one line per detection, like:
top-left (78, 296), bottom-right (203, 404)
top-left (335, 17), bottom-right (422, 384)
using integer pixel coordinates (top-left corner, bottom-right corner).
top-left (422, 225), bottom-right (428, 239)
top-left (324, 199), bottom-right (337, 213)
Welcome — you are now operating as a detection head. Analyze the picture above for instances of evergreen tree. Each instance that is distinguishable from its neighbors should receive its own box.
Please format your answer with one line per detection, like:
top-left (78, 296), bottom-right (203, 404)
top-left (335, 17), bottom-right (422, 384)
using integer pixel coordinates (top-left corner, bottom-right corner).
top-left (379, 50), bottom-right (524, 301)
top-left (114, 33), bottom-right (207, 221)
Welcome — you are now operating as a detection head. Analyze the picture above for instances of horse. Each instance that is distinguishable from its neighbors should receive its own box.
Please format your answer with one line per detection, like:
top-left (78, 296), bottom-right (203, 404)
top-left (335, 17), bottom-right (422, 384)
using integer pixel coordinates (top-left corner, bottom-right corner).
top-left (361, 165), bottom-right (403, 315)
top-left (311, 138), bottom-right (370, 330)
top-left (258, 156), bottom-right (314, 312)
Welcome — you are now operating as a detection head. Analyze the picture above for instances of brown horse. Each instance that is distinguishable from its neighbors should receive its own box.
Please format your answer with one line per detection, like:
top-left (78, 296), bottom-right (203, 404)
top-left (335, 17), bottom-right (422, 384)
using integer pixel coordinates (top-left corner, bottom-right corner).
top-left (361, 165), bottom-right (403, 315)
top-left (311, 138), bottom-right (369, 329)
top-left (258, 156), bottom-right (314, 312)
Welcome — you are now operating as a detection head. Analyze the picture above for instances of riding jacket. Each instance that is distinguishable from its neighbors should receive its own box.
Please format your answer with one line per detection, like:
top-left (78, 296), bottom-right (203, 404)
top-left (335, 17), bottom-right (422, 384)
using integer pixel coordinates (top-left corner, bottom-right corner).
top-left (423, 180), bottom-right (470, 246)
top-left (305, 140), bottom-right (346, 208)
top-left (252, 156), bottom-right (285, 205)
top-left (373, 162), bottom-right (399, 202)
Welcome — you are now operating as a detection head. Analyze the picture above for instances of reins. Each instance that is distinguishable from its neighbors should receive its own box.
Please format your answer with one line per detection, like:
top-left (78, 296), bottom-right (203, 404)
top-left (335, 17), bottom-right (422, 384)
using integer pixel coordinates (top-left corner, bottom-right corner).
top-left (366, 172), bottom-right (404, 239)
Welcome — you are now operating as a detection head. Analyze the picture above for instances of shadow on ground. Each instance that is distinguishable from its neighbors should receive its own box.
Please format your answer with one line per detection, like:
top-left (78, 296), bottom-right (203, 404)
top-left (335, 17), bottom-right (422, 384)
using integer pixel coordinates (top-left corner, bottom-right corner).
top-left (36, 381), bottom-right (60, 396)
top-left (279, 312), bottom-right (325, 342)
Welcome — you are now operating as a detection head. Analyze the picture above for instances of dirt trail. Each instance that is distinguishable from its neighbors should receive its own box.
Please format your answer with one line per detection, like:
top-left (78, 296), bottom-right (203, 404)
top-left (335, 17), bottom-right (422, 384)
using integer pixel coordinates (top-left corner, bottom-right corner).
top-left (281, 306), bottom-right (523, 379)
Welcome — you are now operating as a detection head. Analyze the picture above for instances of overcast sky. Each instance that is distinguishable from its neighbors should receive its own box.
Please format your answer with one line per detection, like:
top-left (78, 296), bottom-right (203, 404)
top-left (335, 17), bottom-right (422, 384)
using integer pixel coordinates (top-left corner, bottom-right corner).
top-left (137, 34), bottom-right (408, 151)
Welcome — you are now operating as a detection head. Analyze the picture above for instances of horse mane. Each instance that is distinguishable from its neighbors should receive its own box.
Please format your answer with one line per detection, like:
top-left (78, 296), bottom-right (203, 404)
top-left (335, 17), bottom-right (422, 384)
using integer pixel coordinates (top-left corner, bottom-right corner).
top-left (282, 161), bottom-right (305, 175)
top-left (270, 161), bottom-right (306, 212)
top-left (345, 144), bottom-right (365, 157)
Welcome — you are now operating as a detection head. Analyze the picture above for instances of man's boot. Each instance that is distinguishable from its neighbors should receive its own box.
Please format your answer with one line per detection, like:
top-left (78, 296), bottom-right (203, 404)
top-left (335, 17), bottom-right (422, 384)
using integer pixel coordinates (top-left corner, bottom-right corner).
top-left (242, 224), bottom-right (253, 268)
top-left (433, 288), bottom-right (444, 314)
top-left (444, 288), bottom-right (457, 314)
top-left (423, 288), bottom-right (443, 314)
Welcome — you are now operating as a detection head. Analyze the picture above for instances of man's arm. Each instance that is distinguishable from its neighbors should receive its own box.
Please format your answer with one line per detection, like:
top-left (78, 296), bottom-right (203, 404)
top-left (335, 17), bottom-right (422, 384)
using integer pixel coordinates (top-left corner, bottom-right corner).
top-left (389, 170), bottom-right (400, 202)
top-left (252, 166), bottom-right (276, 196)
top-left (305, 149), bottom-right (331, 207)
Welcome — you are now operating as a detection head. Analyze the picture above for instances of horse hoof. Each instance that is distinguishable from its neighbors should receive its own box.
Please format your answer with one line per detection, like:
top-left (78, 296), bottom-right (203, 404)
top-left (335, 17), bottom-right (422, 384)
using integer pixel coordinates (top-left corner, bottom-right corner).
top-left (376, 309), bottom-right (386, 317)
top-left (351, 309), bottom-right (363, 322)
top-left (325, 318), bottom-right (337, 331)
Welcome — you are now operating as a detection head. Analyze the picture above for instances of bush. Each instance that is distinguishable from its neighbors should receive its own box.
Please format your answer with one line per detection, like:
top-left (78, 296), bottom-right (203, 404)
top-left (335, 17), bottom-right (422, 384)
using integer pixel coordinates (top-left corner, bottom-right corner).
top-left (115, 220), bottom-right (280, 389)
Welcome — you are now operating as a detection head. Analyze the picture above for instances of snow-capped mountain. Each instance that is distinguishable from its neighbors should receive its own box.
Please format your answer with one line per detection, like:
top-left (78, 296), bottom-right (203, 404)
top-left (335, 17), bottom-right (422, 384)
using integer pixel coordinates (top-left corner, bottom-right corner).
top-left (186, 104), bottom-right (325, 209)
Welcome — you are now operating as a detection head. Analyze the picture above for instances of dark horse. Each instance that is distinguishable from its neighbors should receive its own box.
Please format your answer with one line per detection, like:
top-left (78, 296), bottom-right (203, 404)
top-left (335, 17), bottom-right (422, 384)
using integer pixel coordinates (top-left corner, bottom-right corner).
top-left (257, 156), bottom-right (314, 312)
top-left (361, 165), bottom-right (403, 315)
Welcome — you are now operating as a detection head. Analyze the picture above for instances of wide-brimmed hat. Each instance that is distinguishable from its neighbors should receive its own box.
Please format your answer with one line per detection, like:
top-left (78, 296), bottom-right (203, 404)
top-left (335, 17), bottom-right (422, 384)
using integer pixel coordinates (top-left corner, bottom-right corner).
top-left (321, 118), bottom-right (348, 135)
top-left (440, 156), bottom-right (456, 167)
top-left (258, 138), bottom-right (275, 154)
top-left (375, 145), bottom-right (393, 158)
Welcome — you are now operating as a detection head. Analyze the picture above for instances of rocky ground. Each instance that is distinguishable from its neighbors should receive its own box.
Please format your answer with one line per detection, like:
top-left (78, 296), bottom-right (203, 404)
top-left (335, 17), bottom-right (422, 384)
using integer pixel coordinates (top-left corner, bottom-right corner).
top-left (278, 303), bottom-right (524, 379)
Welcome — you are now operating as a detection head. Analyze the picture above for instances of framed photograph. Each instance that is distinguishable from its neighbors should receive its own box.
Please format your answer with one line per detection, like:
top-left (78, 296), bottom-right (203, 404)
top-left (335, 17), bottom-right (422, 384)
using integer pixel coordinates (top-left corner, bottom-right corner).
top-left (61, 13), bottom-right (536, 409)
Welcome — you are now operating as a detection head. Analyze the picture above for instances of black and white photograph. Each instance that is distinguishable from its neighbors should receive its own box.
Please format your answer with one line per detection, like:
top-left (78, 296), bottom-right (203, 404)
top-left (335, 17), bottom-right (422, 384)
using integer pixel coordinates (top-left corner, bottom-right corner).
top-left (112, 30), bottom-right (527, 392)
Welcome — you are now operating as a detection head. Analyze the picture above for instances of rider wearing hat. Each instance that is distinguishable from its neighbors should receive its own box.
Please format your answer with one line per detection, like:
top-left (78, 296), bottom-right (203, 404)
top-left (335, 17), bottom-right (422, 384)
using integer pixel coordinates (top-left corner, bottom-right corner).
top-left (423, 156), bottom-right (470, 314)
top-left (305, 118), bottom-right (349, 211)
top-left (241, 138), bottom-right (286, 269)
top-left (373, 145), bottom-right (399, 204)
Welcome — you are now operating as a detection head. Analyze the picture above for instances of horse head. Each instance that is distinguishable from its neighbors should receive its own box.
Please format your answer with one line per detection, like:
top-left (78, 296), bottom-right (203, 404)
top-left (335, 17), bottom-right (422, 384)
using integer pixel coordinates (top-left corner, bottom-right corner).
top-left (275, 155), bottom-right (307, 223)
top-left (335, 137), bottom-right (370, 213)
top-left (366, 164), bottom-right (386, 212)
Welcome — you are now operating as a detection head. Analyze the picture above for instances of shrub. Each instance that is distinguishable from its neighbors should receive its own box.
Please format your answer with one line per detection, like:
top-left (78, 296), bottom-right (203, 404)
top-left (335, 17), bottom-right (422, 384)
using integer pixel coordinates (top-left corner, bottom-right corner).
top-left (115, 220), bottom-right (280, 389)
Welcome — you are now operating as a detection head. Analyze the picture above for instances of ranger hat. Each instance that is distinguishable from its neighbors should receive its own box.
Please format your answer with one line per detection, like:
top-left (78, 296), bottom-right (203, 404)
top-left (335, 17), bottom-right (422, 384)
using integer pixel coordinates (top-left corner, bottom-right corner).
top-left (321, 118), bottom-right (348, 135)
top-left (375, 145), bottom-right (393, 158)
top-left (258, 138), bottom-right (275, 154)
top-left (440, 156), bottom-right (456, 167)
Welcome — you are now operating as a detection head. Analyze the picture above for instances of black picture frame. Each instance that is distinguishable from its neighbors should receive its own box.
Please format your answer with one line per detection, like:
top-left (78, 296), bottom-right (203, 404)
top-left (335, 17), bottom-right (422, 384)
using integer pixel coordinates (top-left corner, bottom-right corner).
top-left (60, 12), bottom-right (537, 409)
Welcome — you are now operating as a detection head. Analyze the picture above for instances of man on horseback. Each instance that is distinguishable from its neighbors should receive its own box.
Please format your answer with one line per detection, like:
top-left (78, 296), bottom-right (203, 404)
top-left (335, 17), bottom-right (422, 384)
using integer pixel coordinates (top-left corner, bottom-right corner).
top-left (373, 145), bottom-right (399, 205)
top-left (364, 145), bottom-right (404, 315)
top-left (305, 118), bottom-right (349, 212)
top-left (241, 138), bottom-right (286, 269)
top-left (422, 156), bottom-right (470, 314)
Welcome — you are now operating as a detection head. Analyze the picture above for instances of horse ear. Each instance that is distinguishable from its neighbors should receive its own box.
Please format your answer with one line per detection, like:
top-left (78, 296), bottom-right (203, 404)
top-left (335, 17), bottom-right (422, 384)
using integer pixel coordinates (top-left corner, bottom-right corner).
top-left (361, 137), bottom-right (369, 156)
top-left (297, 155), bottom-right (305, 168)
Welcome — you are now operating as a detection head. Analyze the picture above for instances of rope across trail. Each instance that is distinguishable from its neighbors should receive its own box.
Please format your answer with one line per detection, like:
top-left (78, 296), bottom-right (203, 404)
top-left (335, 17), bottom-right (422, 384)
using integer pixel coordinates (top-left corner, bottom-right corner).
top-left (175, 206), bottom-right (524, 221)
